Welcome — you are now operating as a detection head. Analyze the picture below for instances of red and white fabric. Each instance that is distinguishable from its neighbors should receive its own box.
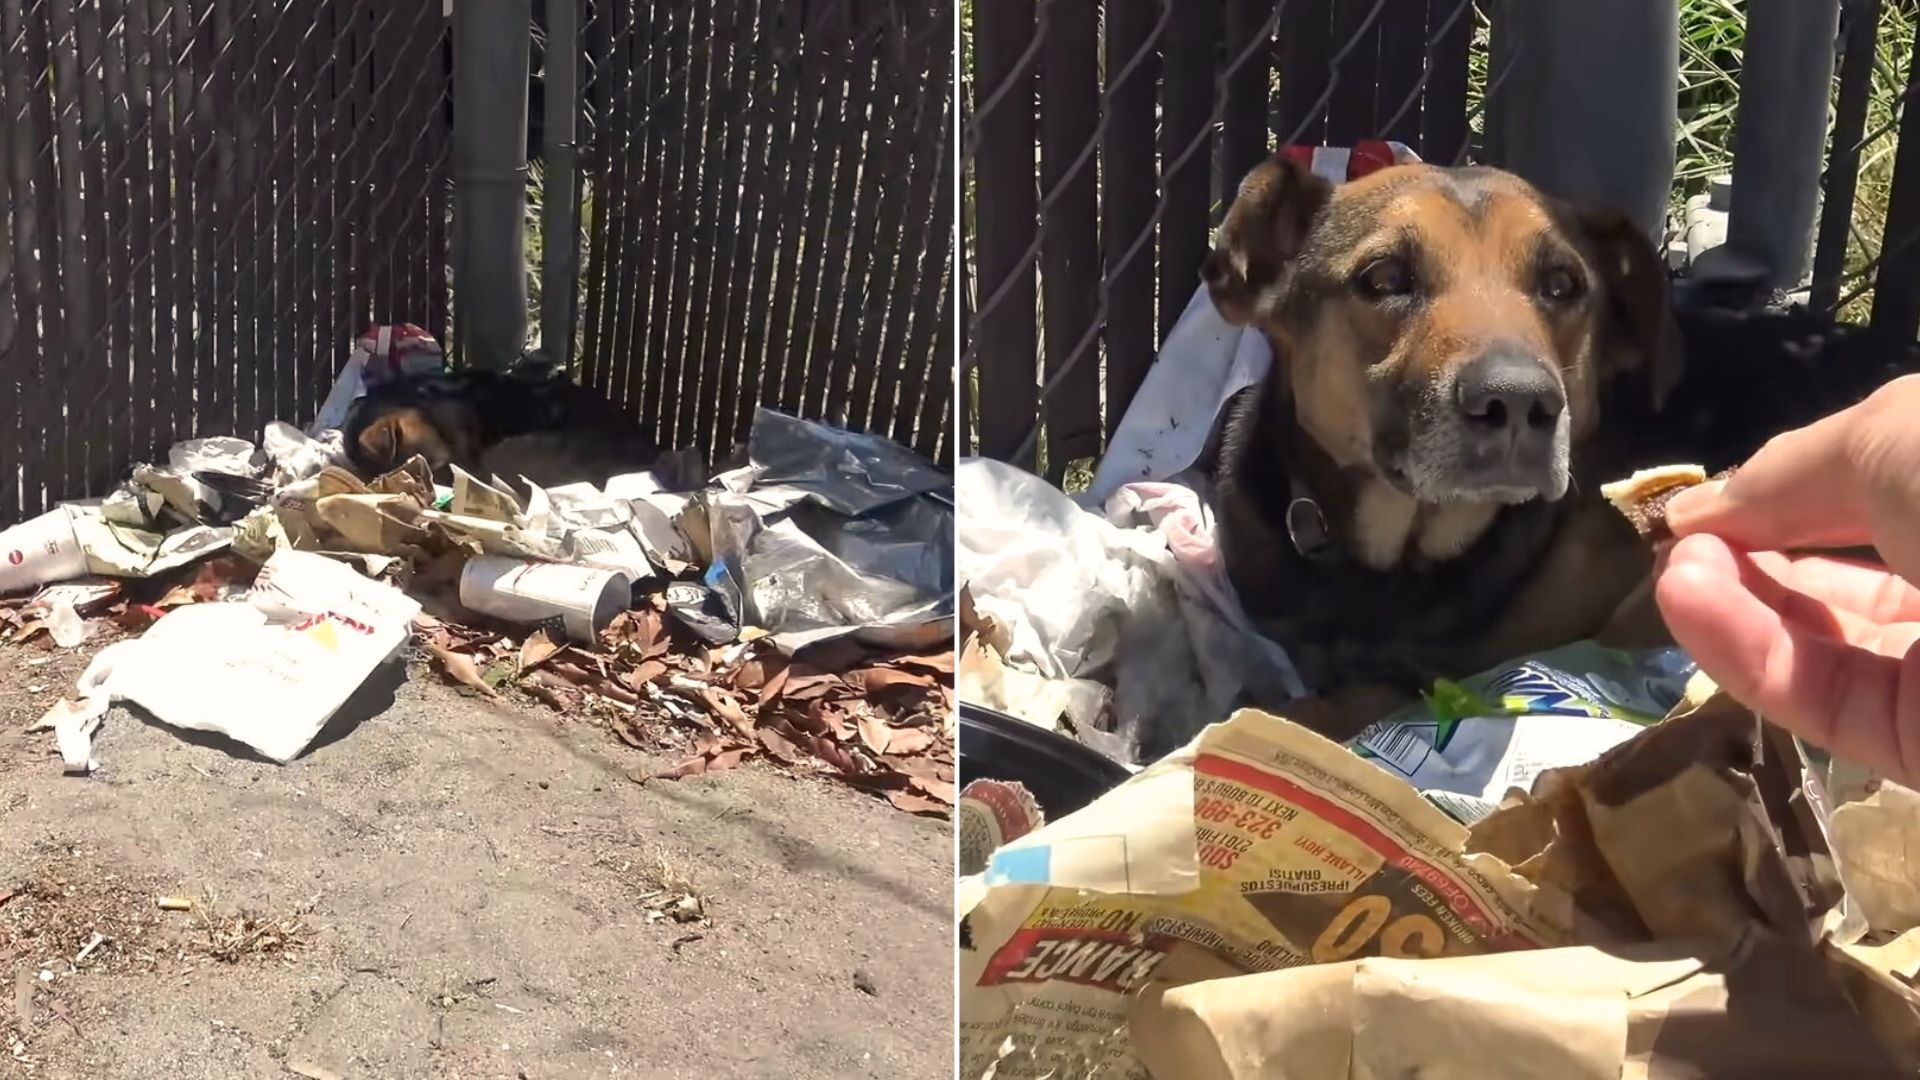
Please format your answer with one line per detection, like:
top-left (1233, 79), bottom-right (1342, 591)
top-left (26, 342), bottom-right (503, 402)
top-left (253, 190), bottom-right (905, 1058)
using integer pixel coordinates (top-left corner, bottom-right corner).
top-left (1277, 140), bottom-right (1421, 185)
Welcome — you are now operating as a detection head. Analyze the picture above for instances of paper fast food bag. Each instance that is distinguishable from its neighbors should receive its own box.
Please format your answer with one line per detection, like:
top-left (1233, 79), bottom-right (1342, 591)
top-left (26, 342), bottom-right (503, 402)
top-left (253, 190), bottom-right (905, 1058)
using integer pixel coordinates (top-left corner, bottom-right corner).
top-left (958, 708), bottom-right (1567, 1079)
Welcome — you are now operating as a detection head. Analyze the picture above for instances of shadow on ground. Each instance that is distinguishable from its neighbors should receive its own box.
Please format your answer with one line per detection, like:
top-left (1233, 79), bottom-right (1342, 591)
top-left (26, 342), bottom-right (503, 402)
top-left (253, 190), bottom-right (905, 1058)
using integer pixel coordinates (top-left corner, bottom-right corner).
top-left (0, 644), bottom-right (951, 1080)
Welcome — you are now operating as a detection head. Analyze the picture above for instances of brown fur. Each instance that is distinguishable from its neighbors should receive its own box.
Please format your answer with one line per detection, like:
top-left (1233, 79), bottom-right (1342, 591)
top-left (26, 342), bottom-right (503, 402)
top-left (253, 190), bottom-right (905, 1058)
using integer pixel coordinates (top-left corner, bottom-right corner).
top-left (351, 406), bottom-right (473, 477)
top-left (1205, 156), bottom-right (1684, 738)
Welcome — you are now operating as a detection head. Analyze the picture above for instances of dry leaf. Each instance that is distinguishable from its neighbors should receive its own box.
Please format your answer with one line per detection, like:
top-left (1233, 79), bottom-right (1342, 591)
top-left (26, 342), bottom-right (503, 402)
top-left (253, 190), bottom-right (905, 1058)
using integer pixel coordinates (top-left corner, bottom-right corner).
top-left (881, 753), bottom-right (947, 781)
top-left (894, 651), bottom-right (956, 675)
top-left (428, 642), bottom-right (500, 699)
top-left (756, 664), bottom-right (792, 706)
top-left (783, 672), bottom-right (843, 702)
top-left (624, 659), bottom-right (671, 689)
top-left (852, 666), bottom-right (937, 693)
top-left (883, 727), bottom-right (937, 757)
top-left (523, 679), bottom-right (573, 711)
top-left (699, 688), bottom-right (757, 738)
top-left (596, 678), bottom-right (640, 706)
top-left (757, 726), bottom-right (805, 764)
top-left (518, 630), bottom-right (562, 673)
top-left (550, 661), bottom-right (598, 686)
top-left (885, 789), bottom-right (951, 816)
top-left (910, 776), bottom-right (957, 804)
top-left (809, 736), bottom-right (859, 774)
top-left (651, 756), bottom-right (711, 781)
top-left (814, 702), bottom-right (854, 741)
top-left (731, 654), bottom-right (779, 691)
top-left (635, 609), bottom-right (670, 659)
top-left (856, 713), bottom-right (893, 756)
top-left (612, 717), bottom-right (651, 749)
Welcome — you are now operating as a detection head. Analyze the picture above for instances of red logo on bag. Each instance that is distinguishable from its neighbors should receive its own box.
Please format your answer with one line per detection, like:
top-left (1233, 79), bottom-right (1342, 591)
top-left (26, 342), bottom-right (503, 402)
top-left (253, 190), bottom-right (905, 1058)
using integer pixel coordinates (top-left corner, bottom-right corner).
top-left (6, 550), bottom-right (20, 566)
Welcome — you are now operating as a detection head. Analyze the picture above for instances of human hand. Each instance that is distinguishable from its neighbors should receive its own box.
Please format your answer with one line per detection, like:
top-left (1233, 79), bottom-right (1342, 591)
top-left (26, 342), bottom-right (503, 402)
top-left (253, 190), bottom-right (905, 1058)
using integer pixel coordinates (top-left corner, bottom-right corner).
top-left (1655, 375), bottom-right (1920, 783)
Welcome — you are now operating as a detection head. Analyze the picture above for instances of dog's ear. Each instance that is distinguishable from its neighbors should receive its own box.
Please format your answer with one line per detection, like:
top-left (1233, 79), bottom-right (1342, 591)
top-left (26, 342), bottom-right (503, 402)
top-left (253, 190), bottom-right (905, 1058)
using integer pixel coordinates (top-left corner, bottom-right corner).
top-left (1580, 208), bottom-right (1683, 412)
top-left (356, 415), bottom-right (402, 473)
top-left (1202, 155), bottom-right (1333, 326)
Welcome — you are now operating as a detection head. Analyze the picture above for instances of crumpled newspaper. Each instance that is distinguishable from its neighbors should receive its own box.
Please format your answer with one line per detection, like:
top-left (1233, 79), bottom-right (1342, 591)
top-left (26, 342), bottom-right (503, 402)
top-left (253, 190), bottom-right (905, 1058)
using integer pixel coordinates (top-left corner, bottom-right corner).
top-left (959, 684), bottom-right (1920, 1079)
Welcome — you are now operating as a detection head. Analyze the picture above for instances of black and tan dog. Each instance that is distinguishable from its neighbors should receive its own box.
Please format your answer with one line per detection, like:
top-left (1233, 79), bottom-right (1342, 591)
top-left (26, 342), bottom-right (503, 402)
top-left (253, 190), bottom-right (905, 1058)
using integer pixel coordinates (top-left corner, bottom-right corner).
top-left (1203, 154), bottom-right (1685, 737)
top-left (342, 363), bottom-right (663, 488)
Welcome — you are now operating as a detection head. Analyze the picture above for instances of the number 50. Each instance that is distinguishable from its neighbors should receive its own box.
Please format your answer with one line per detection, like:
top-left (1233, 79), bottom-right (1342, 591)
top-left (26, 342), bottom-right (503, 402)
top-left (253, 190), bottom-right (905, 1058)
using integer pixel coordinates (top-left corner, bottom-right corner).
top-left (1310, 894), bottom-right (1446, 962)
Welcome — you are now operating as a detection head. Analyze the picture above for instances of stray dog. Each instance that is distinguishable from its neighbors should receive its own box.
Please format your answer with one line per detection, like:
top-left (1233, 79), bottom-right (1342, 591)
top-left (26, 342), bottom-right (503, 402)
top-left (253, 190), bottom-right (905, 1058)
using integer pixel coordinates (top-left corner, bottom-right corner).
top-left (1203, 155), bottom-right (1683, 736)
top-left (343, 363), bottom-right (661, 485)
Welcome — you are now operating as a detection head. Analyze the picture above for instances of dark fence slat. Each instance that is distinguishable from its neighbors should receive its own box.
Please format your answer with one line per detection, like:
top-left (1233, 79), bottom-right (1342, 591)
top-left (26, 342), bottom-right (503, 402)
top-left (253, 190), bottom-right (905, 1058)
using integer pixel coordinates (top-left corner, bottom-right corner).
top-left (1872, 17), bottom-right (1920, 343)
top-left (1039, 0), bottom-right (1101, 478)
top-left (129, 0), bottom-right (165, 454)
top-left (613, 0), bottom-right (668, 422)
top-left (1101, 0), bottom-right (1160, 444)
top-left (970, 0), bottom-right (1040, 462)
top-left (1812, 0), bottom-right (1882, 314)
top-left (640, 0), bottom-right (697, 438)
top-left (1223, 0), bottom-right (1277, 190)
top-left (1275, 0), bottom-right (1331, 146)
top-left (26, 4), bottom-right (68, 506)
top-left (921, 261), bottom-right (954, 466)
top-left (853, 8), bottom-right (932, 444)
top-left (1376, 0), bottom-right (1427, 146)
top-left (99, 0), bottom-right (136, 481)
top-left (675, 0), bottom-right (735, 450)
top-left (781, 4), bottom-right (853, 421)
top-left (697, 0), bottom-right (760, 454)
top-left (1158, 0), bottom-right (1219, 341)
top-left (726, 0), bottom-right (805, 452)
top-left (48, 0), bottom-right (94, 498)
top-left (601, 0), bottom-right (649, 415)
top-left (1421, 0), bottom-right (1472, 163)
top-left (1325, 0), bottom-right (1382, 145)
top-left (804, 12), bottom-right (881, 429)
top-left (0, 0), bottom-right (38, 518)
top-left (661, 0), bottom-right (715, 449)
top-left (901, 2), bottom-right (953, 463)
top-left (577, 0), bottom-right (618, 394)
top-left (188, 1), bottom-right (223, 444)
top-left (754, 4), bottom-right (828, 444)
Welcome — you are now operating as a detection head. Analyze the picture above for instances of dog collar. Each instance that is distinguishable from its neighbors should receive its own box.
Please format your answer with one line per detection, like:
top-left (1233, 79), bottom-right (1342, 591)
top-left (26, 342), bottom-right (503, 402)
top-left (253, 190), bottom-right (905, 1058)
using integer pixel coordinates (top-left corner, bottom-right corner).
top-left (1285, 481), bottom-right (1335, 562)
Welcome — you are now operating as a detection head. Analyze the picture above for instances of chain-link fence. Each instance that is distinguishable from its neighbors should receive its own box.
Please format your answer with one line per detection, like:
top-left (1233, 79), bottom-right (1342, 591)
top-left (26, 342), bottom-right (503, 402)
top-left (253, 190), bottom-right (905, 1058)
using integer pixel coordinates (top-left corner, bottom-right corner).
top-left (961, 0), bottom-right (1920, 477)
top-left (0, 0), bottom-right (452, 524)
top-left (567, 0), bottom-right (955, 465)
top-left (0, 0), bottom-right (956, 528)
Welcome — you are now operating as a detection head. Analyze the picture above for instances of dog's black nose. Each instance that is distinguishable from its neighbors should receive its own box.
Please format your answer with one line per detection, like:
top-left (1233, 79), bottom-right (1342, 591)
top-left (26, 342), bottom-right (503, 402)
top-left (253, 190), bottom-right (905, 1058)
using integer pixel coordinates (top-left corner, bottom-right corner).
top-left (1455, 350), bottom-right (1564, 434)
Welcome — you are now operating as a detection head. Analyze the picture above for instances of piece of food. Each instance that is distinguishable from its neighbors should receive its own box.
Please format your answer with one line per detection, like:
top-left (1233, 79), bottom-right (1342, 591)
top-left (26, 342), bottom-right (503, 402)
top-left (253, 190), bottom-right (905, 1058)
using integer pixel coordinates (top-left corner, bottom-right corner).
top-left (1600, 464), bottom-right (1729, 541)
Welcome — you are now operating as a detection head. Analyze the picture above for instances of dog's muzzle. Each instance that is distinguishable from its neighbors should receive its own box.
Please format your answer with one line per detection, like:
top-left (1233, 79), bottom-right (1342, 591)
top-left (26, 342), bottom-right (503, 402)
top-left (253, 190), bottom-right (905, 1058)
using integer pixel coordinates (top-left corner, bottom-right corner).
top-left (1398, 347), bottom-right (1572, 502)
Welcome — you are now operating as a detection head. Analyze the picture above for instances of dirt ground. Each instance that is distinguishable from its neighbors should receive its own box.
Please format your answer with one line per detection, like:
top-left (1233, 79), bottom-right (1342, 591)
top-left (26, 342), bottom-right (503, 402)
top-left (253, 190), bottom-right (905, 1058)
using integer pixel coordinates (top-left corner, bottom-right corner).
top-left (0, 638), bottom-right (954, 1079)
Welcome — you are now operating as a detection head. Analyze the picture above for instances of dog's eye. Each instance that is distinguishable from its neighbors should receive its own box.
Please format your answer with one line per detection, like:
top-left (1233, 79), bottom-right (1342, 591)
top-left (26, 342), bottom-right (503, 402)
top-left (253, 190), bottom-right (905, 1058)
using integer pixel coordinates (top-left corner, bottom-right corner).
top-left (1354, 257), bottom-right (1415, 300)
top-left (1538, 266), bottom-right (1584, 303)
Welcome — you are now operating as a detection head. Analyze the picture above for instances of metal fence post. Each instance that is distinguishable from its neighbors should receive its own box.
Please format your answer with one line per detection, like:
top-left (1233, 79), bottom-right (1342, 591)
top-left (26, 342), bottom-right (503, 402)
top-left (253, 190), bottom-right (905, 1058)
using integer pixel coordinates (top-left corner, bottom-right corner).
top-left (1723, 0), bottom-right (1842, 292)
top-left (1485, 0), bottom-right (1677, 243)
top-left (540, 0), bottom-right (579, 369)
top-left (452, 0), bottom-right (532, 370)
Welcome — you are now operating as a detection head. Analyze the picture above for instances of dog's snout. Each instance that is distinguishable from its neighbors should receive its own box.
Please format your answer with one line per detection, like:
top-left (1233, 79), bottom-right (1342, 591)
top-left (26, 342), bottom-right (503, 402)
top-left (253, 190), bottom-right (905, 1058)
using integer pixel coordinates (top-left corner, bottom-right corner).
top-left (1455, 350), bottom-right (1564, 433)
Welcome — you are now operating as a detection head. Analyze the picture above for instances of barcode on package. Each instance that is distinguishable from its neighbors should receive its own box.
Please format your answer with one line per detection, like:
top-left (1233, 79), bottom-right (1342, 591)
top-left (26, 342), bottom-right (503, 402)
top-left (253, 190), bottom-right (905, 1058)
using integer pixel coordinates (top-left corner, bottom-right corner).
top-left (1355, 720), bottom-right (1435, 777)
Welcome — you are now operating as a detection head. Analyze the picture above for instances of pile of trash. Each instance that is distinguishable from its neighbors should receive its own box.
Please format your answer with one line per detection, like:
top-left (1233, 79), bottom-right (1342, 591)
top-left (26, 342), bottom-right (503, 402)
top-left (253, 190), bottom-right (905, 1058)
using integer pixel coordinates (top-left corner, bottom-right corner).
top-left (0, 325), bottom-right (955, 817)
top-left (959, 681), bottom-right (1920, 1077)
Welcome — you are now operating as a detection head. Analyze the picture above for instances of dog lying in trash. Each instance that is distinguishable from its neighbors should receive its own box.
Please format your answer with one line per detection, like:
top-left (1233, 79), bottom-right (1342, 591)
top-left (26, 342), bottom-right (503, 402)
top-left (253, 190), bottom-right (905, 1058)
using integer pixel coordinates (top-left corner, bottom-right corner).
top-left (341, 358), bottom-right (679, 490)
top-left (1200, 152), bottom-right (1913, 739)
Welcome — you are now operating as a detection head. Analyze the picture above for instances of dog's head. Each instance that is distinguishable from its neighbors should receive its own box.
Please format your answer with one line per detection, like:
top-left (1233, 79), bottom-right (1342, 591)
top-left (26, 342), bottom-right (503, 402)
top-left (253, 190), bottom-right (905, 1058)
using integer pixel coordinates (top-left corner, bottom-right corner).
top-left (1205, 157), bottom-right (1681, 505)
top-left (351, 406), bottom-right (474, 479)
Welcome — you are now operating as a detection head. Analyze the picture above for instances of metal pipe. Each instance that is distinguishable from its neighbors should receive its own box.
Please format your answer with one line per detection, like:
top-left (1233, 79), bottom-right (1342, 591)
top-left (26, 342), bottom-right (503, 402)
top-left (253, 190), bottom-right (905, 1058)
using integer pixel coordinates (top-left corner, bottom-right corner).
top-left (1725, 0), bottom-right (1843, 292)
top-left (540, 0), bottom-right (579, 368)
top-left (1485, 0), bottom-right (1677, 243)
top-left (452, 0), bottom-right (532, 370)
